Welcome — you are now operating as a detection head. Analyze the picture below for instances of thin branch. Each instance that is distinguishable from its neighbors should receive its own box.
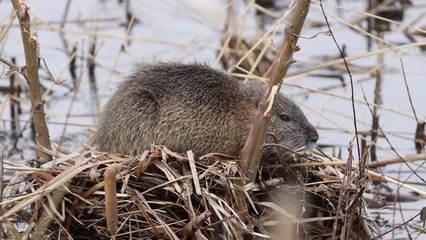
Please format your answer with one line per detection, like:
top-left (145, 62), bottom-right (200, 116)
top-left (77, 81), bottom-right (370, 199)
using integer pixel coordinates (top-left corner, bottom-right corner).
top-left (319, 1), bottom-right (361, 239)
top-left (400, 57), bottom-right (424, 123)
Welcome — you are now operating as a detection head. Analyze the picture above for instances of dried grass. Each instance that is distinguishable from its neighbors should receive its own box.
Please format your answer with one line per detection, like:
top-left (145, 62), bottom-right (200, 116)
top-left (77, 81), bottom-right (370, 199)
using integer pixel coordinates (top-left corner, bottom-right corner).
top-left (1, 145), bottom-right (381, 239)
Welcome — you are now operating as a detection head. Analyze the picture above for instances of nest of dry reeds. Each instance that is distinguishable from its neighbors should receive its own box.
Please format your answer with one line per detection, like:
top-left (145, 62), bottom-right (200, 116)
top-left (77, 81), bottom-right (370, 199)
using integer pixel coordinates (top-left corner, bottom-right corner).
top-left (2, 146), bottom-right (377, 240)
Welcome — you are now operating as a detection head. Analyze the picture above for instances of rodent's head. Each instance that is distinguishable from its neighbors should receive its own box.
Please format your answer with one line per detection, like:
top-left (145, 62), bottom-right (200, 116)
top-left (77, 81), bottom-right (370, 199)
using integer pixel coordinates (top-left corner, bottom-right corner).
top-left (242, 81), bottom-right (319, 154)
top-left (266, 93), bottom-right (319, 154)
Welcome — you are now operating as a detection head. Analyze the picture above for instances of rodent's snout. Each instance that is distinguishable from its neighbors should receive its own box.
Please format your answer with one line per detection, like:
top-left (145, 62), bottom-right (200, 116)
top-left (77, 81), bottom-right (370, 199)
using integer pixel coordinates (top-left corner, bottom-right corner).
top-left (309, 129), bottom-right (319, 143)
top-left (306, 126), bottom-right (319, 150)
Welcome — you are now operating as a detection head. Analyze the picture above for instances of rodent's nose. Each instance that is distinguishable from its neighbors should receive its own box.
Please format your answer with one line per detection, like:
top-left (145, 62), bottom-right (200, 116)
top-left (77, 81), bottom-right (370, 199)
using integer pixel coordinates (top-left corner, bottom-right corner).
top-left (308, 128), bottom-right (319, 144)
top-left (304, 127), bottom-right (319, 151)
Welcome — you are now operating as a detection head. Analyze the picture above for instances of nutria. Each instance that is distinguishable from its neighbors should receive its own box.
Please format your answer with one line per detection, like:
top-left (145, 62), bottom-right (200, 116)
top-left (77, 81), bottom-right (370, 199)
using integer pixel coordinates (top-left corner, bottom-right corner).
top-left (94, 62), bottom-right (318, 159)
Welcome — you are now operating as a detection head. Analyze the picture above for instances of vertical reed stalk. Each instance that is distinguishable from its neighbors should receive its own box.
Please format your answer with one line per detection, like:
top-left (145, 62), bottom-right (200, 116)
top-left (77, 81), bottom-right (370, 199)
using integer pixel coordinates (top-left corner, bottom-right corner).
top-left (240, 0), bottom-right (311, 182)
top-left (370, 31), bottom-right (384, 164)
top-left (11, 0), bottom-right (52, 163)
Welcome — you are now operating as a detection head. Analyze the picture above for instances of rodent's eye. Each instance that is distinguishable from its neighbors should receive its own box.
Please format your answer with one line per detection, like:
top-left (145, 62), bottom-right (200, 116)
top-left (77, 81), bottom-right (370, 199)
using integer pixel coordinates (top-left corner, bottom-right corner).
top-left (279, 114), bottom-right (291, 122)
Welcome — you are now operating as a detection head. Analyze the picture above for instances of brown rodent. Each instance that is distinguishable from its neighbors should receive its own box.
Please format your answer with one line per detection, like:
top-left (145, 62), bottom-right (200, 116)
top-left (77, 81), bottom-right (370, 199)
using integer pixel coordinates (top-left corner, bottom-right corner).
top-left (94, 62), bottom-right (318, 159)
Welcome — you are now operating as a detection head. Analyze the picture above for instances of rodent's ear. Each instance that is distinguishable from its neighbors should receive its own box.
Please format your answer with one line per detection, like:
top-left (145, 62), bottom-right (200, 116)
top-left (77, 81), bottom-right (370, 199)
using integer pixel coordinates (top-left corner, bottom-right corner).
top-left (134, 90), bottom-right (158, 113)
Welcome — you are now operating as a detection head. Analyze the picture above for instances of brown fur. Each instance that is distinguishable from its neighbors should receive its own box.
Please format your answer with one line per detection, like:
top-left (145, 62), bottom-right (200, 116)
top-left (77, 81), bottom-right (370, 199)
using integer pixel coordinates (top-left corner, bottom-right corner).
top-left (94, 62), bottom-right (318, 158)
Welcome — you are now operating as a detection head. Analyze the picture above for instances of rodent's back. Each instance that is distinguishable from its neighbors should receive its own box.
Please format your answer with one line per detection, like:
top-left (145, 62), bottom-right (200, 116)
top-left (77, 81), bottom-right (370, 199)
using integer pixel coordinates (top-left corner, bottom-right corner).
top-left (94, 62), bottom-right (318, 157)
top-left (95, 63), bottom-right (255, 156)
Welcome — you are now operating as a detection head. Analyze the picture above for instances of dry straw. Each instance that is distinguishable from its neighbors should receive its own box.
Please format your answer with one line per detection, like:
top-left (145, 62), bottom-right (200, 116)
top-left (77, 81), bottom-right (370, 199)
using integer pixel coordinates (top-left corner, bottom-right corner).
top-left (1, 145), bottom-right (383, 239)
